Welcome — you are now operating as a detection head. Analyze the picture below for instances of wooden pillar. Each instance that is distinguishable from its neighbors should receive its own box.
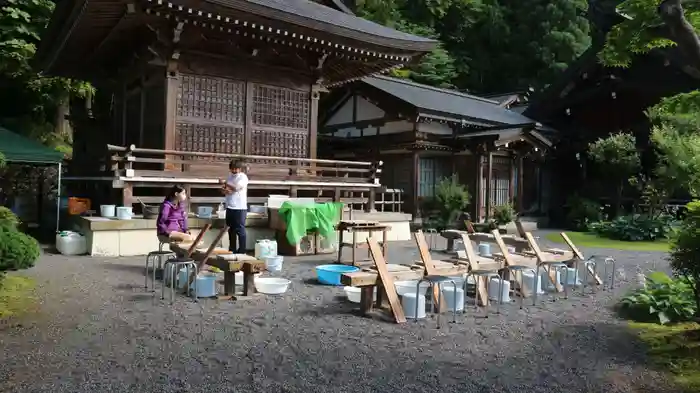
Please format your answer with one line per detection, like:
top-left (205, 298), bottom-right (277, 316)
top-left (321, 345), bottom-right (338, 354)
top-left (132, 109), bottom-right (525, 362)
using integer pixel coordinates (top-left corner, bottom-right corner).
top-left (537, 162), bottom-right (543, 213)
top-left (244, 81), bottom-right (254, 154)
top-left (120, 82), bottom-right (127, 145)
top-left (517, 155), bottom-right (525, 214)
top-left (138, 76), bottom-right (145, 146)
top-left (485, 152), bottom-right (493, 221)
top-left (164, 59), bottom-right (179, 170)
top-left (411, 150), bottom-right (420, 220)
top-left (509, 154), bottom-right (516, 205)
top-left (122, 183), bottom-right (133, 208)
top-left (474, 153), bottom-right (483, 222)
top-left (309, 84), bottom-right (321, 159)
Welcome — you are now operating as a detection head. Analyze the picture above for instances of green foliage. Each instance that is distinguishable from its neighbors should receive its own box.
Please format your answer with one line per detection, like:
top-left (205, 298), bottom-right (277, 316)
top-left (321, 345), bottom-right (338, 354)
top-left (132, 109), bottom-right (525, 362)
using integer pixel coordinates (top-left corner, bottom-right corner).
top-left (425, 175), bottom-right (471, 229)
top-left (389, 21), bottom-right (457, 88)
top-left (669, 200), bottom-right (700, 315)
top-left (600, 0), bottom-right (700, 67)
top-left (619, 272), bottom-right (697, 324)
top-left (648, 92), bottom-right (700, 197)
top-left (0, 225), bottom-right (40, 274)
top-left (491, 203), bottom-right (515, 226)
top-left (0, 152), bottom-right (5, 169)
top-left (565, 194), bottom-right (604, 231)
top-left (356, 0), bottom-right (591, 93)
top-left (588, 132), bottom-right (642, 177)
top-left (0, 207), bottom-right (20, 228)
top-left (0, 0), bottom-right (92, 151)
top-left (590, 214), bottom-right (675, 241)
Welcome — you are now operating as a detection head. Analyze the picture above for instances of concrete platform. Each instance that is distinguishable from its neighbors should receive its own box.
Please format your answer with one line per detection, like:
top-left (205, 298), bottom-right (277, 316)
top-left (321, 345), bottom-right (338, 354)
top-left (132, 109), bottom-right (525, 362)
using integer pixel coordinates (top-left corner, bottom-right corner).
top-left (70, 211), bottom-right (412, 257)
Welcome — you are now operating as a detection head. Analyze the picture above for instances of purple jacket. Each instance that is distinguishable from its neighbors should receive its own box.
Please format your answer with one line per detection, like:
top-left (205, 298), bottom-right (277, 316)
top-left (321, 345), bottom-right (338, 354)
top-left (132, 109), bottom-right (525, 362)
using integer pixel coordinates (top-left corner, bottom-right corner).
top-left (157, 200), bottom-right (188, 235)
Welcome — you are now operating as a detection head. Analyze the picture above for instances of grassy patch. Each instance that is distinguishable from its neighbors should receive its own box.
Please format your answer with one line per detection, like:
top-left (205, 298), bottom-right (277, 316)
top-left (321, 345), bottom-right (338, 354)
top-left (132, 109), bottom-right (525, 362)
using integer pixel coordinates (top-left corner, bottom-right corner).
top-left (545, 231), bottom-right (670, 252)
top-left (0, 275), bottom-right (37, 320)
top-left (630, 322), bottom-right (700, 392)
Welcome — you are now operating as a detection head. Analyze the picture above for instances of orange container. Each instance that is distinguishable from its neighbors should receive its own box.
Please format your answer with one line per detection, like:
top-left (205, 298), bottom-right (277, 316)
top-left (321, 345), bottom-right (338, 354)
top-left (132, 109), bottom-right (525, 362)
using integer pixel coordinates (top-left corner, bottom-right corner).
top-left (67, 197), bottom-right (91, 215)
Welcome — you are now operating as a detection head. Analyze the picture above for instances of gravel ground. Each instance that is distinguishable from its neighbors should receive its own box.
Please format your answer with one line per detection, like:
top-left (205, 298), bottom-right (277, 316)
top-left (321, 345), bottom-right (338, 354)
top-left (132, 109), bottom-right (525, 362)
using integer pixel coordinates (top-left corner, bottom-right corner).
top-left (0, 230), bottom-right (675, 393)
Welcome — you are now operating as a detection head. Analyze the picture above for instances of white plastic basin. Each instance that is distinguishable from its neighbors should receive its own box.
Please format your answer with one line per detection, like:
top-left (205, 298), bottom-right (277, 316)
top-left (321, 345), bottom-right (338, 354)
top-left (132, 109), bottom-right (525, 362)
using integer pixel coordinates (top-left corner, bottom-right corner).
top-left (394, 280), bottom-right (431, 296)
top-left (343, 286), bottom-right (377, 303)
top-left (254, 277), bottom-right (291, 295)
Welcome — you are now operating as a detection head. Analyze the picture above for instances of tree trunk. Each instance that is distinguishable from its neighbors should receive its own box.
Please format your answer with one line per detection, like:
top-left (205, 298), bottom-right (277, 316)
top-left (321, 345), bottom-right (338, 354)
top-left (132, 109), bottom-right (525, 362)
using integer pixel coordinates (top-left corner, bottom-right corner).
top-left (659, 0), bottom-right (700, 70)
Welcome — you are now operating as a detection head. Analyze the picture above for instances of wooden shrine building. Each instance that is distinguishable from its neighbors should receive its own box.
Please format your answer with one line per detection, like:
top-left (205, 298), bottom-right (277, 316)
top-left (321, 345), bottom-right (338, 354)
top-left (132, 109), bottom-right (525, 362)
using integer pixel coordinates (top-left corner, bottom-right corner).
top-left (33, 0), bottom-right (436, 211)
top-left (319, 75), bottom-right (554, 221)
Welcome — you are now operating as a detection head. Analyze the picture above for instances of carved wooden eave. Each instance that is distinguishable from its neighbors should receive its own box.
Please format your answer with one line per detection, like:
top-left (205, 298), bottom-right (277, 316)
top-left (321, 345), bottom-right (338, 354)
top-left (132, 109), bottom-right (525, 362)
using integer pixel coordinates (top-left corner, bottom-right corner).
top-left (34, 0), bottom-right (437, 86)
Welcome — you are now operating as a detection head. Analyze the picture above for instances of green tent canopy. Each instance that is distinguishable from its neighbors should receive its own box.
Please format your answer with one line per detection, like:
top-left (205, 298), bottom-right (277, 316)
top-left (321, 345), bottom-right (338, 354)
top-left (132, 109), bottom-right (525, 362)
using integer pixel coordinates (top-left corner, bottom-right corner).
top-left (0, 127), bottom-right (64, 164)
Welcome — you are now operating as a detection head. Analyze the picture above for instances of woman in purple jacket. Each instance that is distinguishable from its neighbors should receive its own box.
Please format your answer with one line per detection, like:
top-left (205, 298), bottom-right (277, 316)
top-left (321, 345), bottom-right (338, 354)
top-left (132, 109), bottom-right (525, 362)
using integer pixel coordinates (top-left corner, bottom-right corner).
top-left (157, 185), bottom-right (192, 243)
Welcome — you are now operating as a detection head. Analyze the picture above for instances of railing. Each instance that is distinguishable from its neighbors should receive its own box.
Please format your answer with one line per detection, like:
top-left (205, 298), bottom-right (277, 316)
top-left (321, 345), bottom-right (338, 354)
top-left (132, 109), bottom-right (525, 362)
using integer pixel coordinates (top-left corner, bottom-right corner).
top-left (104, 144), bottom-right (385, 211)
top-left (107, 144), bottom-right (381, 188)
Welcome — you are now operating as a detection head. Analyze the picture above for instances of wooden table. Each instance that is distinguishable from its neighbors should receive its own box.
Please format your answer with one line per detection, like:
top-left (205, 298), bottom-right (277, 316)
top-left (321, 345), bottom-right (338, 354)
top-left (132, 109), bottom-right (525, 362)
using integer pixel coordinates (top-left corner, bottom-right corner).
top-left (170, 243), bottom-right (266, 299)
top-left (336, 221), bottom-right (391, 266)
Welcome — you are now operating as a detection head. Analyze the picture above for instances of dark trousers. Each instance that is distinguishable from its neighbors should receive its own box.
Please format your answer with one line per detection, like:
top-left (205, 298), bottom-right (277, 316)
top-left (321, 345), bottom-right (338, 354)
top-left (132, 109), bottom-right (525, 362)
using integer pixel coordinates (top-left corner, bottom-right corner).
top-left (226, 208), bottom-right (247, 253)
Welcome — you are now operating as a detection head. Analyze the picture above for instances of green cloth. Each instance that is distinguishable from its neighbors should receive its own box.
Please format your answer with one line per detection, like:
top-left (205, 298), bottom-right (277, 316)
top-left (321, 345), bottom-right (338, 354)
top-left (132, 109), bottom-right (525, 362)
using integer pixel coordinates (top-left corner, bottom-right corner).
top-left (278, 202), bottom-right (342, 245)
top-left (0, 127), bottom-right (64, 164)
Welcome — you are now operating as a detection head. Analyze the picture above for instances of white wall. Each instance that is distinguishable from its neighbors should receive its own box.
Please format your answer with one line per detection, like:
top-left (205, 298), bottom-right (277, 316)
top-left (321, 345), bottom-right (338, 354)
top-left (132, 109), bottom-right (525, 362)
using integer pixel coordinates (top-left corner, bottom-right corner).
top-left (325, 95), bottom-right (386, 126)
top-left (332, 120), bottom-right (414, 137)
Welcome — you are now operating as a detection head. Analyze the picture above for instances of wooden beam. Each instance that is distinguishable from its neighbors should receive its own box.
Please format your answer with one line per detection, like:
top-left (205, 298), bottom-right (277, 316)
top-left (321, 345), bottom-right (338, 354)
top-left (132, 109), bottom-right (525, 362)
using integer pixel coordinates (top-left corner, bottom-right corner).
top-left (411, 150), bottom-right (420, 220)
top-left (164, 59), bottom-right (179, 170)
top-left (309, 83), bottom-right (320, 159)
top-left (85, 3), bottom-right (136, 67)
top-left (517, 155), bottom-right (525, 213)
top-left (485, 152), bottom-right (493, 220)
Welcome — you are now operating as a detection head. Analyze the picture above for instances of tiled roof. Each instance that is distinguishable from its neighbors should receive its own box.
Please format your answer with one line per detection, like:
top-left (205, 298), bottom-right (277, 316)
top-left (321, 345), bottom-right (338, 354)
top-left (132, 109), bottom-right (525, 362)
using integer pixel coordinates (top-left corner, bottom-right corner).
top-left (209, 0), bottom-right (438, 50)
top-left (363, 76), bottom-right (537, 126)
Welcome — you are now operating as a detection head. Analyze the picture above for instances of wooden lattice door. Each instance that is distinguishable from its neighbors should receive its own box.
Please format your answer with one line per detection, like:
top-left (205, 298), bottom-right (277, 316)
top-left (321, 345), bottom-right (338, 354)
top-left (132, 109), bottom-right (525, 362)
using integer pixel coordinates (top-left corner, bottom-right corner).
top-left (250, 83), bottom-right (310, 159)
top-left (176, 74), bottom-right (245, 171)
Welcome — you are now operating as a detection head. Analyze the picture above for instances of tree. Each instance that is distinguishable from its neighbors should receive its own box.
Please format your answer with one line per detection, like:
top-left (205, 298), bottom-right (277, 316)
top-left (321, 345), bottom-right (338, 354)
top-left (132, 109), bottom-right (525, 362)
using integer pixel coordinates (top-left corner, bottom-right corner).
top-left (601, 0), bottom-right (700, 70)
top-left (0, 0), bottom-right (91, 153)
top-left (588, 133), bottom-right (642, 215)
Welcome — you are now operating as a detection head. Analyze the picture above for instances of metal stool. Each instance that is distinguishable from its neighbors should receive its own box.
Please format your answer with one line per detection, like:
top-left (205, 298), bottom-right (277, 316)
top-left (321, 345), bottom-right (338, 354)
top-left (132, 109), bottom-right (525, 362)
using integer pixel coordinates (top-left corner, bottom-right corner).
top-left (466, 269), bottom-right (499, 316)
top-left (498, 265), bottom-right (538, 312)
top-left (581, 255), bottom-right (616, 293)
top-left (539, 261), bottom-right (570, 300)
top-left (145, 248), bottom-right (176, 292)
top-left (424, 228), bottom-right (438, 251)
top-left (415, 275), bottom-right (458, 329)
top-left (162, 256), bottom-right (198, 304)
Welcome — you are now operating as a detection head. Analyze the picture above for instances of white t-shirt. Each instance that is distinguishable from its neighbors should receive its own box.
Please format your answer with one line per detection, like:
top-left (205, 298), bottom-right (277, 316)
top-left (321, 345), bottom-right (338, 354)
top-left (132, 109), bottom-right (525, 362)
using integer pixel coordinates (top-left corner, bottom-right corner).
top-left (225, 172), bottom-right (248, 210)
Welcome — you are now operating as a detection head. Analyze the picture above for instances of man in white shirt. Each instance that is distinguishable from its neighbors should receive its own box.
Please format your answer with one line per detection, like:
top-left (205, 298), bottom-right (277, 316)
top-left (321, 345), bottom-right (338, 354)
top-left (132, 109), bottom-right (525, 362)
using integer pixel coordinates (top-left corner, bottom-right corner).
top-left (222, 160), bottom-right (248, 253)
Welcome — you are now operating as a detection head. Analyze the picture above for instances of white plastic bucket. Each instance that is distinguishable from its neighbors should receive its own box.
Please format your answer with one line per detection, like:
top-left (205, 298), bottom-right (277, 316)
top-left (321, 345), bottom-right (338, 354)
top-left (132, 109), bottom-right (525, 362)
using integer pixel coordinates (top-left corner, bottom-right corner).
top-left (265, 256), bottom-right (284, 272)
top-left (402, 293), bottom-right (426, 319)
top-left (394, 280), bottom-right (430, 296)
top-left (564, 267), bottom-right (582, 286)
top-left (488, 277), bottom-right (511, 303)
top-left (55, 231), bottom-right (87, 256)
top-left (441, 286), bottom-right (465, 312)
top-left (478, 243), bottom-right (491, 256)
top-left (521, 270), bottom-right (545, 295)
top-left (255, 240), bottom-right (277, 259)
top-left (100, 205), bottom-right (116, 218)
top-left (116, 206), bottom-right (132, 220)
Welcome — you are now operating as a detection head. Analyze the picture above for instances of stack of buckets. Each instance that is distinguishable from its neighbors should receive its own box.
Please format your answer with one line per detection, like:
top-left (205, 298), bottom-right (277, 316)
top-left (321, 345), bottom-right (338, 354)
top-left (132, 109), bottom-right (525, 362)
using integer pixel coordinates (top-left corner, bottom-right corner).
top-left (256, 239), bottom-right (283, 273)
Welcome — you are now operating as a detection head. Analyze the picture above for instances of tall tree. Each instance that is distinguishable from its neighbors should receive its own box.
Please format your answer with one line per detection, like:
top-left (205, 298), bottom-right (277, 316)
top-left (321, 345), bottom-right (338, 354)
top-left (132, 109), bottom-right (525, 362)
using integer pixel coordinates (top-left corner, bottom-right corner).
top-left (601, 0), bottom-right (700, 70)
top-left (0, 0), bottom-right (91, 153)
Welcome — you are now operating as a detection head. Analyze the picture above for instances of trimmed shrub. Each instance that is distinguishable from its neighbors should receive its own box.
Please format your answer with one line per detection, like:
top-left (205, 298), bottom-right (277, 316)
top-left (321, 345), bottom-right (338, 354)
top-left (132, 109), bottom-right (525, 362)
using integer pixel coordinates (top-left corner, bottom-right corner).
top-left (590, 214), bottom-right (674, 241)
top-left (0, 226), bottom-right (40, 274)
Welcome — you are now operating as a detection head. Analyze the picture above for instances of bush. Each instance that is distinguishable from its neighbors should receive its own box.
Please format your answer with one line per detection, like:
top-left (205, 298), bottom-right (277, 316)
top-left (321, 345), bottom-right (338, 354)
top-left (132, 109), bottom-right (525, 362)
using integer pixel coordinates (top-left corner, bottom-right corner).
top-left (669, 200), bottom-right (700, 317)
top-left (564, 195), bottom-right (603, 231)
top-left (424, 175), bottom-right (470, 230)
top-left (590, 214), bottom-right (674, 241)
top-left (0, 207), bottom-right (20, 229)
top-left (0, 226), bottom-right (40, 274)
top-left (492, 203), bottom-right (515, 226)
top-left (619, 272), bottom-right (696, 324)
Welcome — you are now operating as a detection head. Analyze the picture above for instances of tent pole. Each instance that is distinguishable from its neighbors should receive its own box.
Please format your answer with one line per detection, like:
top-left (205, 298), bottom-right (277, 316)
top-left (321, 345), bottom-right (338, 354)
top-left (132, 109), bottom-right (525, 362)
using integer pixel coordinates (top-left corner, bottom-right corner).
top-left (56, 162), bottom-right (62, 233)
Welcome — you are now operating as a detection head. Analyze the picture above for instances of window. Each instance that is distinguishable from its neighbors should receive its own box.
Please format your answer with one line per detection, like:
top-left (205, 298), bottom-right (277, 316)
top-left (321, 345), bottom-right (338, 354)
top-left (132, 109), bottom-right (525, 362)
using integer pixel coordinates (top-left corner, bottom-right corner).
top-left (418, 157), bottom-right (451, 197)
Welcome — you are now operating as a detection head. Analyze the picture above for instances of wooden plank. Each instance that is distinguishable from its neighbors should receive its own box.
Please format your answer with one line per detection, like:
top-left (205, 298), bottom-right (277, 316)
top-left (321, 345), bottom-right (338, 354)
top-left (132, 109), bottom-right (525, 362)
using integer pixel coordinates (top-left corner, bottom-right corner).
top-left (341, 265), bottom-right (469, 287)
top-left (490, 229), bottom-right (535, 298)
top-left (186, 224), bottom-right (210, 256)
top-left (187, 227), bottom-right (229, 289)
top-left (367, 237), bottom-right (406, 323)
top-left (414, 230), bottom-right (446, 313)
top-left (524, 232), bottom-right (563, 292)
top-left (560, 232), bottom-right (603, 285)
top-left (459, 232), bottom-right (493, 306)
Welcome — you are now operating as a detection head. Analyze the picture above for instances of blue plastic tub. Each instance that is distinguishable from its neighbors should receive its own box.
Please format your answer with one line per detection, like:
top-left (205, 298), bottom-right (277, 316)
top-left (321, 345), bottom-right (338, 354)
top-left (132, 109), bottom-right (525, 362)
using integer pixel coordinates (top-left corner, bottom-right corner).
top-left (177, 269), bottom-right (218, 297)
top-left (315, 264), bottom-right (359, 286)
